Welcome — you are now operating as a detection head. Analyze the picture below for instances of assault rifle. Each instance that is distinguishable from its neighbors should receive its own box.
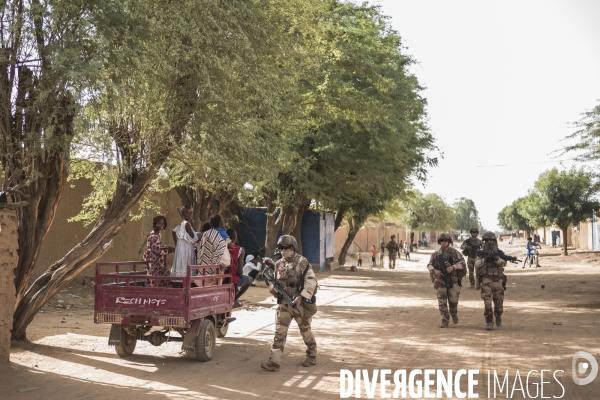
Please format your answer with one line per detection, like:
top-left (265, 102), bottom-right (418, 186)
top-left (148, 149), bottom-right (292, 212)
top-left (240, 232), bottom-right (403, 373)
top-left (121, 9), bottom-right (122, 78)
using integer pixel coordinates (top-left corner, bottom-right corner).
top-left (476, 249), bottom-right (521, 264)
top-left (435, 253), bottom-right (453, 290)
top-left (263, 268), bottom-right (303, 316)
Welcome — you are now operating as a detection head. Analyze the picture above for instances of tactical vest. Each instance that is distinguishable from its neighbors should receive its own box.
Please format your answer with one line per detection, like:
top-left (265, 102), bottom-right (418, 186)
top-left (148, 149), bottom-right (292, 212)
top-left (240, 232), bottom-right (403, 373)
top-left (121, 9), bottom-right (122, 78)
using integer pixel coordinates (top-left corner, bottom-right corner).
top-left (436, 249), bottom-right (458, 280)
top-left (275, 254), bottom-right (305, 299)
top-left (465, 238), bottom-right (482, 258)
top-left (480, 259), bottom-right (504, 278)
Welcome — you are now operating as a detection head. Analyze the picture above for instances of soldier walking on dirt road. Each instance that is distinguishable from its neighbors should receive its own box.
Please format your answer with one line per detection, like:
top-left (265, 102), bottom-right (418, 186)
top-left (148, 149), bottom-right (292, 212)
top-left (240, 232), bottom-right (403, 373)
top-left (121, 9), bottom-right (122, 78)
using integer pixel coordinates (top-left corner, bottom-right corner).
top-left (460, 227), bottom-right (482, 289)
top-left (474, 231), bottom-right (506, 330)
top-left (261, 235), bottom-right (318, 372)
top-left (386, 235), bottom-right (401, 269)
top-left (427, 233), bottom-right (466, 328)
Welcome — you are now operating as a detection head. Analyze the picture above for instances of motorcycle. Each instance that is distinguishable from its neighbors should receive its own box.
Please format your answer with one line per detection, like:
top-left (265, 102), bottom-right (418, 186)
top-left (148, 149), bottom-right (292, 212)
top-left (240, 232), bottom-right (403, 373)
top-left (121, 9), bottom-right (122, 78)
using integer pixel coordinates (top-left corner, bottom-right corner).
top-left (524, 249), bottom-right (540, 268)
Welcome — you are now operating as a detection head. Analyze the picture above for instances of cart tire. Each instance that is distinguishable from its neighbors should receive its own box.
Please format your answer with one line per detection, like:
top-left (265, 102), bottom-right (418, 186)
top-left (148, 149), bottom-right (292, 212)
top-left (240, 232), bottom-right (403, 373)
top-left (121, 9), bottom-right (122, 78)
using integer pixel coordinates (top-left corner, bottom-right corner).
top-left (195, 319), bottom-right (216, 362)
top-left (115, 327), bottom-right (137, 357)
top-left (216, 322), bottom-right (228, 338)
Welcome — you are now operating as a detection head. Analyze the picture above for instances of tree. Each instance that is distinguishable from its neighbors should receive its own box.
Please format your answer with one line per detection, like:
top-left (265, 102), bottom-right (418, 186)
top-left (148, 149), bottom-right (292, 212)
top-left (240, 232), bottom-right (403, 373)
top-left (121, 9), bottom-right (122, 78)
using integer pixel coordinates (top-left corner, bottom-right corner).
top-left (497, 198), bottom-right (535, 234)
top-left (453, 198), bottom-right (480, 232)
top-left (0, 0), bottom-right (130, 339)
top-left (563, 100), bottom-right (600, 163)
top-left (260, 2), bottom-right (436, 257)
top-left (10, 0), bottom-right (285, 340)
top-left (391, 191), bottom-right (455, 247)
top-left (529, 168), bottom-right (600, 255)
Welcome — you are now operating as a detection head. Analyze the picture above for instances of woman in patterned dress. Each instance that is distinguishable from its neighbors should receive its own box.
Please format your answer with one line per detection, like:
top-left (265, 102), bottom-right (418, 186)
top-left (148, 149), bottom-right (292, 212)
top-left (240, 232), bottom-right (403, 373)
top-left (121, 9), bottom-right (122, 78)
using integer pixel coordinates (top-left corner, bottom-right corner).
top-left (144, 215), bottom-right (174, 287)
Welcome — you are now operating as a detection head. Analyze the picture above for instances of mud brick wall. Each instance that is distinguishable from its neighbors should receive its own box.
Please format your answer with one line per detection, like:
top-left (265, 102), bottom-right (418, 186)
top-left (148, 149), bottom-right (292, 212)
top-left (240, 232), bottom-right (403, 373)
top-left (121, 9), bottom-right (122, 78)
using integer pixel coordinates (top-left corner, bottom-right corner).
top-left (0, 209), bottom-right (18, 362)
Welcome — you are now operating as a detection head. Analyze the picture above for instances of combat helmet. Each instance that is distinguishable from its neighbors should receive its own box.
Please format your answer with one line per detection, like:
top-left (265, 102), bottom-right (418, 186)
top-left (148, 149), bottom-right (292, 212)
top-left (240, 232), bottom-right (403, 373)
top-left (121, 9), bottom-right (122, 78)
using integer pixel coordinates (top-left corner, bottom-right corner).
top-left (469, 227), bottom-right (479, 234)
top-left (437, 233), bottom-right (452, 244)
top-left (277, 235), bottom-right (298, 250)
top-left (482, 231), bottom-right (497, 241)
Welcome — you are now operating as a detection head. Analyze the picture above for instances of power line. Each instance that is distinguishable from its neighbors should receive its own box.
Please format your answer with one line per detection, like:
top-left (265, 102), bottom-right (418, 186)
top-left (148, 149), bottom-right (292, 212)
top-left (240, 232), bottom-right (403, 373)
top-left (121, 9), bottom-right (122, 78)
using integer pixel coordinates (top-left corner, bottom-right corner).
top-left (472, 158), bottom-right (596, 168)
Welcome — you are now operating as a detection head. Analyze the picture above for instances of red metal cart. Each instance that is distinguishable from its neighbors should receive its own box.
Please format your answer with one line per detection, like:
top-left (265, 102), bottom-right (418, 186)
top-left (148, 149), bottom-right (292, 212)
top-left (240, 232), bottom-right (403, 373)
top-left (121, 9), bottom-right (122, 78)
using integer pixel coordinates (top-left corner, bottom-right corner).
top-left (94, 262), bottom-right (233, 361)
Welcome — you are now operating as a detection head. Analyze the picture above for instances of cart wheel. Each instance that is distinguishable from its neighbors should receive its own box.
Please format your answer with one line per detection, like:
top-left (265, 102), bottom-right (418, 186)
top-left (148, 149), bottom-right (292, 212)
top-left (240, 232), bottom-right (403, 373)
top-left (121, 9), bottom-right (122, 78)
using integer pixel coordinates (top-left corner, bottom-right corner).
top-left (195, 319), bottom-right (216, 362)
top-left (216, 321), bottom-right (229, 338)
top-left (115, 327), bottom-right (137, 357)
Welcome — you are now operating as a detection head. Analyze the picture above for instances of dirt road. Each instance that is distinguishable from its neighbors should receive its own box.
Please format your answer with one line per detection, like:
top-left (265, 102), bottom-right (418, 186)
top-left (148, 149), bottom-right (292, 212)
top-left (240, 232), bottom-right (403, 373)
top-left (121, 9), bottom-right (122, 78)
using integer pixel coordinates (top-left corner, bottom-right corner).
top-left (2, 240), bottom-right (599, 399)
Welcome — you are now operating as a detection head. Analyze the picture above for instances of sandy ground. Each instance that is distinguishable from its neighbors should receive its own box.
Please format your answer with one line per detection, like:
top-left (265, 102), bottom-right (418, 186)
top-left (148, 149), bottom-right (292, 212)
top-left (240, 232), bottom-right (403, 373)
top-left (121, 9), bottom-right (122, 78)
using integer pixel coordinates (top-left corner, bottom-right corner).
top-left (1, 239), bottom-right (600, 399)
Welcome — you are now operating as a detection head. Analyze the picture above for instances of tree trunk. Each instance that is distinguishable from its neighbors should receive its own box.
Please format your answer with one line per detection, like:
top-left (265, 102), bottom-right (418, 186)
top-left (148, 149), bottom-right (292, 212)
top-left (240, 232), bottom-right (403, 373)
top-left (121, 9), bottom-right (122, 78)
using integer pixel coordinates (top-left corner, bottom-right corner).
top-left (334, 207), bottom-right (346, 231)
top-left (174, 185), bottom-right (220, 231)
top-left (264, 189), bottom-right (281, 256)
top-left (291, 201), bottom-right (310, 254)
top-left (11, 166), bottom-right (159, 340)
top-left (11, 95), bottom-right (75, 310)
top-left (410, 232), bottom-right (415, 247)
top-left (338, 214), bottom-right (366, 266)
top-left (0, 209), bottom-right (18, 362)
top-left (561, 226), bottom-right (568, 256)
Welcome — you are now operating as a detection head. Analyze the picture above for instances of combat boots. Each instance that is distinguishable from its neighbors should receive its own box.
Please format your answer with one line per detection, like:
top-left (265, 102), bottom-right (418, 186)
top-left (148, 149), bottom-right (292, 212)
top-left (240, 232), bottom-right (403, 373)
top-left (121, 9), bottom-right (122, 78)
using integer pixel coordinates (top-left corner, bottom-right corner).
top-left (496, 316), bottom-right (502, 326)
top-left (452, 315), bottom-right (459, 324)
top-left (486, 322), bottom-right (493, 330)
top-left (261, 348), bottom-right (282, 372)
top-left (261, 360), bottom-right (280, 372)
top-left (302, 356), bottom-right (317, 367)
top-left (440, 320), bottom-right (449, 328)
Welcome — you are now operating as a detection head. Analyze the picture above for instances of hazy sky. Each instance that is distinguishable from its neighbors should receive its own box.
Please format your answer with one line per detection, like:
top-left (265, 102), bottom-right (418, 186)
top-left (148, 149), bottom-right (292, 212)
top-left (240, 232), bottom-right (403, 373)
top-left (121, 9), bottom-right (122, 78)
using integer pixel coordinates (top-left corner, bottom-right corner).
top-left (372, 0), bottom-right (600, 230)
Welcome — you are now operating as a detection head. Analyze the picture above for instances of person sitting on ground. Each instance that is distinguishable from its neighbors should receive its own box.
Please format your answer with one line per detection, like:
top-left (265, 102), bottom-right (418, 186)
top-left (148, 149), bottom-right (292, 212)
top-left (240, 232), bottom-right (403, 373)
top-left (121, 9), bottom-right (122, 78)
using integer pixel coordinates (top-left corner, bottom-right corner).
top-left (236, 254), bottom-right (260, 301)
top-left (144, 215), bottom-right (174, 287)
top-left (243, 254), bottom-right (261, 285)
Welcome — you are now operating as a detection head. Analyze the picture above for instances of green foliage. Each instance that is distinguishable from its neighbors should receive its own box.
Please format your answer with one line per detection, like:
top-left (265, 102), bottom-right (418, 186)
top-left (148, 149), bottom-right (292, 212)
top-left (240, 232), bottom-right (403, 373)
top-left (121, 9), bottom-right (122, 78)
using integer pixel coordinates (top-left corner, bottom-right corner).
top-left (563, 100), bottom-right (600, 163)
top-left (497, 198), bottom-right (535, 232)
top-left (389, 190), bottom-right (455, 232)
top-left (453, 198), bottom-right (480, 232)
top-left (529, 168), bottom-right (600, 230)
top-left (272, 1), bottom-right (435, 220)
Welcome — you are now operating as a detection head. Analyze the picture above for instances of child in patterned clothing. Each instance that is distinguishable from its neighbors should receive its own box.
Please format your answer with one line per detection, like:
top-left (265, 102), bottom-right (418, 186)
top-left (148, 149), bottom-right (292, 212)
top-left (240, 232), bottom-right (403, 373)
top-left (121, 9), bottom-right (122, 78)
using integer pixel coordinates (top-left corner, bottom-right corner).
top-left (144, 215), bottom-right (174, 287)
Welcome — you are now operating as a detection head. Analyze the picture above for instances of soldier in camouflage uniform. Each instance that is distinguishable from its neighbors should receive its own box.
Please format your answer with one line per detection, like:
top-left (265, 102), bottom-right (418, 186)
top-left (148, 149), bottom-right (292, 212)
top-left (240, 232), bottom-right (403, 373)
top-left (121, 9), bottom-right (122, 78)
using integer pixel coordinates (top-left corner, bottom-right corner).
top-left (261, 235), bottom-right (318, 372)
top-left (474, 231), bottom-right (506, 330)
top-left (460, 227), bottom-right (482, 289)
top-left (427, 233), bottom-right (467, 328)
top-left (385, 235), bottom-right (401, 269)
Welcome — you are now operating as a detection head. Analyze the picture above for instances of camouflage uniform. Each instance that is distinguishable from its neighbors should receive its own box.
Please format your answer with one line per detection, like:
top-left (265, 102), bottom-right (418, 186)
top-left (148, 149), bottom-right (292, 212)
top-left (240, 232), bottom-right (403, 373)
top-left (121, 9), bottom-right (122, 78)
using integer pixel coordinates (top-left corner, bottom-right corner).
top-left (427, 246), bottom-right (466, 326)
top-left (460, 237), bottom-right (482, 287)
top-left (385, 239), bottom-right (400, 269)
top-left (474, 240), bottom-right (506, 328)
top-left (265, 253), bottom-right (318, 368)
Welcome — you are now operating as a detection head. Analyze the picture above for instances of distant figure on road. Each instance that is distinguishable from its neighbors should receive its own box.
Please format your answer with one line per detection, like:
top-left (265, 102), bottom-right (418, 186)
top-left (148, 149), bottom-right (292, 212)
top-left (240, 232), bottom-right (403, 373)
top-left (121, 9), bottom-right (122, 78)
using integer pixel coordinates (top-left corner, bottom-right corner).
top-left (385, 235), bottom-right (400, 270)
top-left (369, 245), bottom-right (377, 267)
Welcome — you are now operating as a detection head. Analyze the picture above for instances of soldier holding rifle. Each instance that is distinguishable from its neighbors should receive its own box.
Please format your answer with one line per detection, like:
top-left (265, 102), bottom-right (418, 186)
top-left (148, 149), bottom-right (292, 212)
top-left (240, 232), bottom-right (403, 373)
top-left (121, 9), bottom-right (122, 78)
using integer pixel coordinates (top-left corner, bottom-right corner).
top-left (261, 235), bottom-right (318, 372)
top-left (427, 233), bottom-right (466, 328)
top-left (475, 232), bottom-right (510, 331)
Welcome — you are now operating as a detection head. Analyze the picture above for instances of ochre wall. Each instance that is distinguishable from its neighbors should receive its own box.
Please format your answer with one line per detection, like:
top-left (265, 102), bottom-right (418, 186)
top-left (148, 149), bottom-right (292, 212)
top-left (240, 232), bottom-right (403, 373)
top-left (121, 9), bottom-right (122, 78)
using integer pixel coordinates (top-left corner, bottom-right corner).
top-left (32, 179), bottom-right (186, 279)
